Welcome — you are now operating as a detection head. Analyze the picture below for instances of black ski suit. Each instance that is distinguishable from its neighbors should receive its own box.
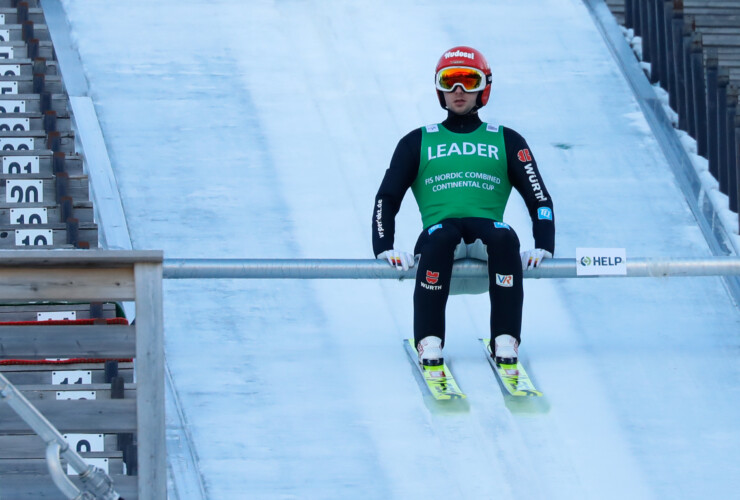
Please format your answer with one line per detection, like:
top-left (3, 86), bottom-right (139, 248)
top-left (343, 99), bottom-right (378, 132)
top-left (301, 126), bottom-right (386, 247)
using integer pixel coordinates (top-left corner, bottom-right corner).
top-left (372, 112), bottom-right (555, 346)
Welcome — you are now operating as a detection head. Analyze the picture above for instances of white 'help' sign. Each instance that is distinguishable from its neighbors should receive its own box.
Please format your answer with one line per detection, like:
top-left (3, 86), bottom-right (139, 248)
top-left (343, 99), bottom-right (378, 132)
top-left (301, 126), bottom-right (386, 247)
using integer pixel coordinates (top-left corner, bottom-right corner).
top-left (576, 248), bottom-right (627, 276)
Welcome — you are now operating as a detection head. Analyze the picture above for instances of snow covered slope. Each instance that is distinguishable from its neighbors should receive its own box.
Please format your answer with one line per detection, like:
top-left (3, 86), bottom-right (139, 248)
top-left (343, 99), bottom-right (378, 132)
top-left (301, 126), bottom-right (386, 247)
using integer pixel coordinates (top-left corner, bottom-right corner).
top-left (59, 0), bottom-right (739, 498)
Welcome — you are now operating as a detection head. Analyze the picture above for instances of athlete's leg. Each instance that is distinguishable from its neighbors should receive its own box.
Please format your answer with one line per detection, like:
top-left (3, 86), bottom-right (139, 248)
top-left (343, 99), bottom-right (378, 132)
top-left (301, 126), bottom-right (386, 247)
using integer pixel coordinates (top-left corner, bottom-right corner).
top-left (413, 220), bottom-right (463, 347)
top-left (462, 219), bottom-right (523, 343)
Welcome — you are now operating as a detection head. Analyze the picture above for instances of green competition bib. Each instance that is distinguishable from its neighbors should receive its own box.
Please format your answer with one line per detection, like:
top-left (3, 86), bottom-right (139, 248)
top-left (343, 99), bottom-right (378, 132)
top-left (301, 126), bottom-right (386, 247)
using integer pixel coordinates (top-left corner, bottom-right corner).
top-left (411, 123), bottom-right (512, 228)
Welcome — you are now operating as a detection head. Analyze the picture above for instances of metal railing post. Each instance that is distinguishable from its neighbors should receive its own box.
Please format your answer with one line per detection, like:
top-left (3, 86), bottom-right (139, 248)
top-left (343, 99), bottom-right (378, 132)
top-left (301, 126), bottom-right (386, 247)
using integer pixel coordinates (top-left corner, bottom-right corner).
top-left (734, 113), bottom-right (740, 215)
top-left (663, 0), bottom-right (677, 107)
top-left (706, 49), bottom-right (720, 179)
top-left (691, 33), bottom-right (707, 157)
top-left (673, 4), bottom-right (688, 130)
top-left (45, 442), bottom-right (86, 499)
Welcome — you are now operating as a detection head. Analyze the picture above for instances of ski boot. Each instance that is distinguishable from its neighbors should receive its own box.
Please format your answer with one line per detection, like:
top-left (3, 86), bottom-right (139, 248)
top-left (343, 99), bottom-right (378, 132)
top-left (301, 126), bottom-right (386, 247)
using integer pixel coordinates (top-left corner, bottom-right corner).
top-left (493, 334), bottom-right (519, 365)
top-left (417, 336), bottom-right (443, 366)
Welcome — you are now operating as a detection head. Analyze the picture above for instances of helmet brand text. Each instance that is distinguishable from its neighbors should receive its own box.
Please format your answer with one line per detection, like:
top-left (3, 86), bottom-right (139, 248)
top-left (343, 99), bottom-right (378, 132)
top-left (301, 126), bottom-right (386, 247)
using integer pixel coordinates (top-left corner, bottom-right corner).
top-left (444, 50), bottom-right (475, 60)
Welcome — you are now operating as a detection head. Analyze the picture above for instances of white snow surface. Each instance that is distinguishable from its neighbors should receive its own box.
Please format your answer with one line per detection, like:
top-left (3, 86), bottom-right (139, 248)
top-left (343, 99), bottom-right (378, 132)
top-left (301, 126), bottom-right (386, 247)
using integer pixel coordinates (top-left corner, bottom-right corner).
top-left (59, 0), bottom-right (740, 499)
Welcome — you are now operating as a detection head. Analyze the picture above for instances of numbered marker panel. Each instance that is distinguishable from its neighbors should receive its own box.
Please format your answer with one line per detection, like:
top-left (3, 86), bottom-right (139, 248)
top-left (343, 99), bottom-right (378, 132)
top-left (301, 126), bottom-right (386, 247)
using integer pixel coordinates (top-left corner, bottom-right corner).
top-left (38, 310), bottom-right (76, 321)
top-left (64, 433), bottom-right (105, 453)
top-left (52, 370), bottom-right (92, 385)
top-left (0, 99), bottom-right (25, 113)
top-left (56, 390), bottom-right (96, 400)
top-left (0, 64), bottom-right (20, 76)
top-left (0, 117), bottom-right (29, 131)
top-left (0, 137), bottom-right (34, 150)
top-left (15, 229), bottom-right (53, 246)
top-left (2, 155), bottom-right (40, 174)
top-left (9, 207), bottom-right (47, 225)
top-left (5, 179), bottom-right (43, 203)
top-left (0, 81), bottom-right (18, 95)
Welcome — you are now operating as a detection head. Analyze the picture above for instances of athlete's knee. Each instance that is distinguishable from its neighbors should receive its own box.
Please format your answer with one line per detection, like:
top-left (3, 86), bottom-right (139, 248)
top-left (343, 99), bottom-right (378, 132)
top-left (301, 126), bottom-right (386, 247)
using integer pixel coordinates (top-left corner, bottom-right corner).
top-left (417, 222), bottom-right (462, 253)
top-left (487, 224), bottom-right (520, 253)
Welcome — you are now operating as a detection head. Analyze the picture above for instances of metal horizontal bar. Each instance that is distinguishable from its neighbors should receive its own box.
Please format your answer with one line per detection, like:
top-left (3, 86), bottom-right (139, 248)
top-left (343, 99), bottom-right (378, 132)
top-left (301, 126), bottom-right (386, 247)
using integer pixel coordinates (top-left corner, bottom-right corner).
top-left (162, 257), bottom-right (740, 280)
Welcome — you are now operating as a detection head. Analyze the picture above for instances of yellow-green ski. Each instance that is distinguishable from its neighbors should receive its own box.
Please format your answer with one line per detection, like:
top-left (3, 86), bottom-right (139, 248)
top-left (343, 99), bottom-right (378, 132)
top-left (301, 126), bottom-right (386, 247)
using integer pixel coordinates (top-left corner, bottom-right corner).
top-left (405, 339), bottom-right (466, 400)
top-left (481, 338), bottom-right (543, 397)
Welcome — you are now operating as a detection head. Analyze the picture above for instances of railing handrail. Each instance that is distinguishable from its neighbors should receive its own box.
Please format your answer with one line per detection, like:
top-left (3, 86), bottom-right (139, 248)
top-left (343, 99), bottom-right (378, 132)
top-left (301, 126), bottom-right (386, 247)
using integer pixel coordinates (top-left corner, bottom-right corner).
top-left (0, 372), bottom-right (119, 500)
top-left (0, 250), bottom-right (165, 500)
top-left (162, 256), bottom-right (740, 280)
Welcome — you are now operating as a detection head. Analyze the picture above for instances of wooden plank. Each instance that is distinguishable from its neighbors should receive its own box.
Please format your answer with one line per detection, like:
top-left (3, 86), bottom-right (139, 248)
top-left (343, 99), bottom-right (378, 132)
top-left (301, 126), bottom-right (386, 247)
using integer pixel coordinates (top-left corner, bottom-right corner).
top-left (134, 261), bottom-right (166, 500)
top-left (685, 8), bottom-right (740, 17)
top-left (19, 383), bottom-right (136, 401)
top-left (0, 208), bottom-right (95, 224)
top-left (0, 91), bottom-right (69, 112)
top-left (0, 475), bottom-right (137, 499)
top-left (0, 8), bottom-right (48, 24)
top-left (700, 34), bottom-right (740, 47)
top-left (0, 223), bottom-right (95, 231)
top-left (0, 206), bottom-right (94, 222)
top-left (0, 77), bottom-right (64, 94)
top-left (0, 152), bottom-right (83, 176)
top-left (0, 457), bottom-right (125, 474)
top-left (0, 361), bottom-right (134, 372)
top-left (0, 23), bottom-right (51, 42)
top-left (0, 175), bottom-right (90, 201)
top-left (0, 60), bottom-right (60, 77)
top-left (0, 268), bottom-right (136, 301)
top-left (684, 1), bottom-right (740, 7)
top-left (0, 434), bottom-right (120, 458)
top-left (712, 46), bottom-right (740, 56)
top-left (0, 200), bottom-right (94, 210)
top-left (708, 57), bottom-right (740, 67)
top-left (0, 399), bottom-right (137, 433)
top-left (0, 249), bottom-right (163, 267)
top-left (0, 368), bottom-right (134, 385)
top-left (692, 26), bottom-right (740, 36)
top-left (684, 18), bottom-right (740, 32)
top-left (0, 113), bottom-right (70, 130)
top-left (0, 45), bottom-right (56, 62)
top-left (0, 324), bottom-right (136, 358)
top-left (0, 227), bottom-right (98, 249)
top-left (0, 302), bottom-right (118, 320)
top-left (0, 129), bottom-right (74, 152)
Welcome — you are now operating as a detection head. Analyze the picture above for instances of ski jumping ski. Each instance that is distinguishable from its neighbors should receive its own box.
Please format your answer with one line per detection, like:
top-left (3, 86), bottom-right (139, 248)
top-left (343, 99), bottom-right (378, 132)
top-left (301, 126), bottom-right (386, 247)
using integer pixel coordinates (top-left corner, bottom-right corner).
top-left (404, 339), bottom-right (466, 401)
top-left (480, 338), bottom-right (543, 397)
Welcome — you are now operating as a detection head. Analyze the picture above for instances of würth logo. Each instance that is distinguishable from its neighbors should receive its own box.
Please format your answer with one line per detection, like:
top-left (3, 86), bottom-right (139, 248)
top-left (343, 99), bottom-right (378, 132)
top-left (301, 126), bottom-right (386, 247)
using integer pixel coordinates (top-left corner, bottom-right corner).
top-left (426, 270), bottom-right (440, 285)
top-left (517, 149), bottom-right (532, 162)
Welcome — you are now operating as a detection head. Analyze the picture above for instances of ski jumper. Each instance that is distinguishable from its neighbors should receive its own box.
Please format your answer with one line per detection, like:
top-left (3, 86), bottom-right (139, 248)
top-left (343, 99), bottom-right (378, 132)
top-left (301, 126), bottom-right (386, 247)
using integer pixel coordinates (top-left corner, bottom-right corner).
top-left (372, 112), bottom-right (555, 346)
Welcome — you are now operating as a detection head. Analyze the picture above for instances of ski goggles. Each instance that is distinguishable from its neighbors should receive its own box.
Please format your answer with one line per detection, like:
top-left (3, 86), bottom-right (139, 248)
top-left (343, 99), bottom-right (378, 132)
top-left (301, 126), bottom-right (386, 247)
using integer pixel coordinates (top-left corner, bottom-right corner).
top-left (435, 66), bottom-right (488, 92)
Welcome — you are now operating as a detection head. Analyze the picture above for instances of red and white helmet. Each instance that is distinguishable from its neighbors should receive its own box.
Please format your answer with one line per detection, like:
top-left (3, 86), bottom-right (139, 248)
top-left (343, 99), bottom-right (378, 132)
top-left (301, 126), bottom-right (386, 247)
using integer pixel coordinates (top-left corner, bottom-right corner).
top-left (435, 46), bottom-right (492, 110)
